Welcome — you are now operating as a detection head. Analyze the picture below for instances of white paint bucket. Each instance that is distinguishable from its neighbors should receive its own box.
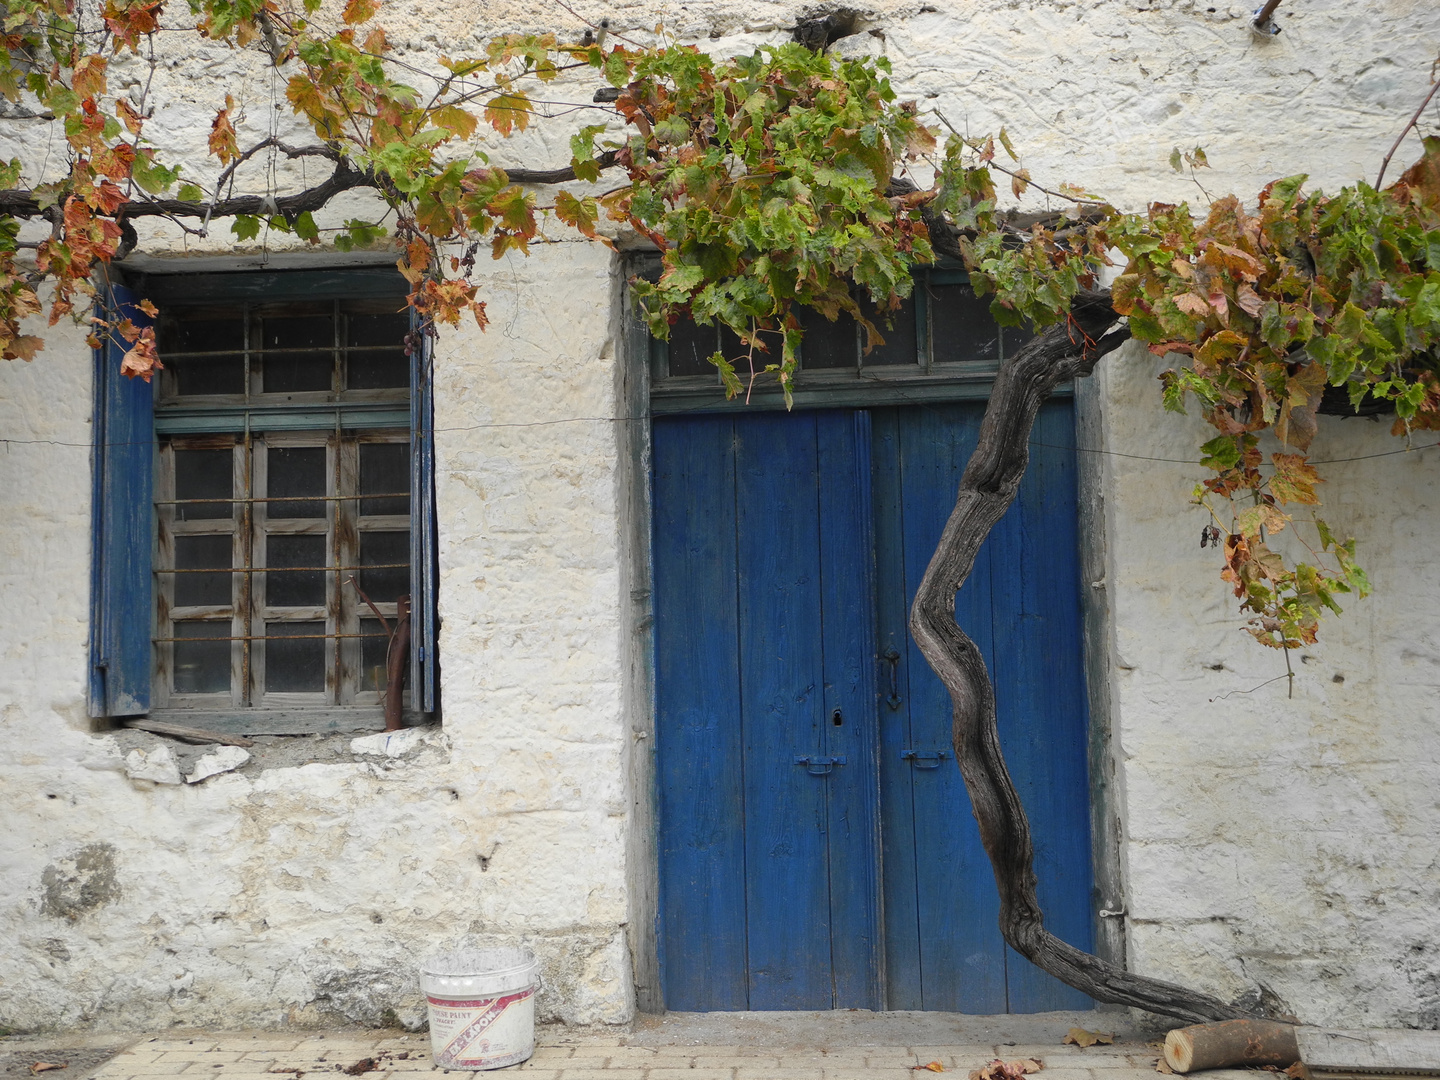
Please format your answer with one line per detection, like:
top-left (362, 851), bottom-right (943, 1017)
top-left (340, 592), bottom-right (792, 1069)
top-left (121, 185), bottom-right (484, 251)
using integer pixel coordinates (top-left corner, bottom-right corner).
top-left (419, 947), bottom-right (541, 1070)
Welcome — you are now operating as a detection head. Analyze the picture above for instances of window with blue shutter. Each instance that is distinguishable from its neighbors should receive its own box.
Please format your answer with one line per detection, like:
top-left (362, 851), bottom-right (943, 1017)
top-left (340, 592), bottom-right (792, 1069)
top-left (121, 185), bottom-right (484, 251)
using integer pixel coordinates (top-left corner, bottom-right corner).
top-left (89, 269), bottom-right (439, 733)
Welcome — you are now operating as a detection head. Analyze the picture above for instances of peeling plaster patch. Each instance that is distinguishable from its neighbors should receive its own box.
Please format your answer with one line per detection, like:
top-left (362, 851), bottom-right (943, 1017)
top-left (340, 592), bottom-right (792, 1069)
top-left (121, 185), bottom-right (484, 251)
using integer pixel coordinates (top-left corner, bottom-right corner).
top-left (123, 745), bottom-right (183, 785)
top-left (39, 843), bottom-right (120, 920)
top-left (185, 745), bottom-right (251, 783)
top-left (309, 967), bottom-right (427, 1030)
top-left (350, 726), bottom-right (449, 765)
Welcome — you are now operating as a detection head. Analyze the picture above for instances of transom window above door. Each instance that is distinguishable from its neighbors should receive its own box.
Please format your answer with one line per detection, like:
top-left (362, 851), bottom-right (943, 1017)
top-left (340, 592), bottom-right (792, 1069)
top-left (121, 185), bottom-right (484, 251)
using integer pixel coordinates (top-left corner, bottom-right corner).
top-left (647, 269), bottom-right (1033, 414)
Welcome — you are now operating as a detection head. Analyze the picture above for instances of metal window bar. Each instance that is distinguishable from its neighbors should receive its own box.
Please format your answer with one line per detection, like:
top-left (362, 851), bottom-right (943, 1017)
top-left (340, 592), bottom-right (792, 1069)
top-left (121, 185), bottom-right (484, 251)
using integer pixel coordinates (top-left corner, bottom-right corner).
top-left (157, 562), bottom-right (407, 573)
top-left (155, 492), bottom-right (408, 505)
top-left (155, 632), bottom-right (391, 642)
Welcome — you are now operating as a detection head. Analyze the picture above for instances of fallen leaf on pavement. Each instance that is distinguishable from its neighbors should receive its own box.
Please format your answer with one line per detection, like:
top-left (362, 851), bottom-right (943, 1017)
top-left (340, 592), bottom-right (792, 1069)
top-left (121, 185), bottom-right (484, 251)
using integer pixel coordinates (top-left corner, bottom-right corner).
top-left (340, 1061), bottom-right (376, 1076)
top-left (909, 1064), bottom-right (945, 1073)
top-left (1155, 1058), bottom-right (1175, 1074)
top-left (970, 1058), bottom-right (1044, 1080)
top-left (1285, 1065), bottom-right (1310, 1080)
top-left (31, 1065), bottom-right (69, 1075)
top-left (1064, 1029), bottom-right (1115, 1048)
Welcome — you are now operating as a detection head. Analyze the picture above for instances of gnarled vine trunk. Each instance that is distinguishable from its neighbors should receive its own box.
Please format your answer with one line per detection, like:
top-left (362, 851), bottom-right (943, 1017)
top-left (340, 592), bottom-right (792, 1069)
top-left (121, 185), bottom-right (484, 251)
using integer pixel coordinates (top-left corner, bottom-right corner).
top-left (908, 290), bottom-right (1253, 1025)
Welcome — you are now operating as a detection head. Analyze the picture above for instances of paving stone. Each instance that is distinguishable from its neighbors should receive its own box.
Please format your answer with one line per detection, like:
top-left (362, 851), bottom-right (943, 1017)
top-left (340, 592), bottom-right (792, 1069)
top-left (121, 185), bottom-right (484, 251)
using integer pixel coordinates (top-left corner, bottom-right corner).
top-left (551, 1070), bottom-right (647, 1080)
top-left (646, 1070), bottom-right (738, 1080)
top-left (733, 1069), bottom-right (826, 1080)
top-left (692, 1057), bottom-right (781, 1069)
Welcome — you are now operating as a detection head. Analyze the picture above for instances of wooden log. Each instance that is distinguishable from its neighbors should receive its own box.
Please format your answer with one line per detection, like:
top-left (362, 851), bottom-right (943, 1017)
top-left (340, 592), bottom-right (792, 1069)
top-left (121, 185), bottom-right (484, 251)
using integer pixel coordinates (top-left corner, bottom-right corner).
top-left (121, 718), bottom-right (255, 748)
top-left (1297, 1026), bottom-right (1440, 1079)
top-left (1165, 1020), bottom-right (1301, 1073)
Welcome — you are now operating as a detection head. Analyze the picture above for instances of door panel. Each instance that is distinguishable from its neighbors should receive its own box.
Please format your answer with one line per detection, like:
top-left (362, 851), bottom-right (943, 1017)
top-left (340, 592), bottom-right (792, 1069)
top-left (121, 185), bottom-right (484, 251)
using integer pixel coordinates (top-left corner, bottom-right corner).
top-left (655, 411), bottom-right (881, 1011)
top-left (990, 402), bottom-right (1095, 1012)
top-left (652, 415), bottom-right (748, 1010)
top-left (875, 404), bottom-right (1007, 1012)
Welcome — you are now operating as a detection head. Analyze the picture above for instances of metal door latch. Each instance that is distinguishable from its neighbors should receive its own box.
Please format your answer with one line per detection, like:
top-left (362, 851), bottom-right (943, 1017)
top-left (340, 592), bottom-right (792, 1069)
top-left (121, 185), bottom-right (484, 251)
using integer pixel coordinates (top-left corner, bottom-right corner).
top-left (794, 755), bottom-right (847, 775)
top-left (901, 749), bottom-right (951, 768)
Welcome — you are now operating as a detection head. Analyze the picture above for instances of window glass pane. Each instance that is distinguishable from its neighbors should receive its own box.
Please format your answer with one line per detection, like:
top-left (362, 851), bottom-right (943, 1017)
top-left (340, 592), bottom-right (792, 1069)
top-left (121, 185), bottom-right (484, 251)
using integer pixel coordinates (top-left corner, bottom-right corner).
top-left (173, 621), bottom-right (230, 694)
top-left (266, 622), bottom-right (326, 692)
top-left (175, 448), bottom-right (233, 520)
top-left (716, 326), bottom-right (785, 373)
top-left (346, 312), bottom-right (411, 389)
top-left (665, 316), bottom-right (716, 378)
top-left (174, 535), bottom-right (232, 607)
top-left (261, 314), bottom-right (334, 392)
top-left (159, 315), bottom-right (247, 396)
top-left (929, 282), bottom-right (1000, 363)
top-left (859, 294), bottom-right (918, 366)
top-left (266, 535), bottom-right (327, 607)
top-left (797, 304), bottom-right (857, 369)
top-left (359, 531), bottom-right (410, 604)
top-left (267, 446), bottom-right (327, 519)
top-left (360, 443), bottom-right (410, 516)
top-left (361, 617), bottom-right (396, 693)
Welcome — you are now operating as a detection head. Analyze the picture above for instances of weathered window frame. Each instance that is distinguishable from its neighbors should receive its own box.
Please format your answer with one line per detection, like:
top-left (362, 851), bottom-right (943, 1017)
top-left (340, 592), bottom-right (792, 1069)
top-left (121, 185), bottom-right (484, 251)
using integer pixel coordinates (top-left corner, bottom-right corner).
top-left (89, 268), bottom-right (439, 736)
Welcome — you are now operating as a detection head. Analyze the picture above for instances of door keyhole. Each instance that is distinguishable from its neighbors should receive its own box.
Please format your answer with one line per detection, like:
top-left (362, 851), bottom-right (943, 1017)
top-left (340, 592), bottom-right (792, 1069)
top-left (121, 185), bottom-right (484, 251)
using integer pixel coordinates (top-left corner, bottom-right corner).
top-left (832, 709), bottom-right (843, 727)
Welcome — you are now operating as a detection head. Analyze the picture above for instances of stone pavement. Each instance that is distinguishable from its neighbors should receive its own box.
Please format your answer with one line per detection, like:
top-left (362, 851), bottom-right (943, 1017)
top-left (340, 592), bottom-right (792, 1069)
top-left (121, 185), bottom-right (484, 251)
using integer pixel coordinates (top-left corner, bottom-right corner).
top-left (7, 1012), bottom-right (1260, 1080)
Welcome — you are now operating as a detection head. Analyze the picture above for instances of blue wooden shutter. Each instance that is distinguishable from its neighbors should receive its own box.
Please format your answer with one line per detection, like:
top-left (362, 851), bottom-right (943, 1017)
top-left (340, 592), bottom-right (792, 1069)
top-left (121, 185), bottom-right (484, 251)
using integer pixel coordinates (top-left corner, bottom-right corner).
top-left (410, 330), bottom-right (438, 713)
top-left (88, 283), bottom-right (155, 717)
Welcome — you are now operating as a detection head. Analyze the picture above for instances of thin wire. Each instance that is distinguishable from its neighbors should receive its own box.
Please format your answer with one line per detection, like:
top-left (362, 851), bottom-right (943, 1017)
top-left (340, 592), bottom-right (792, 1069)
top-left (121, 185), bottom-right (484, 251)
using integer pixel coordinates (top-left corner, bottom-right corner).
top-left (9, 425), bottom-right (1436, 467)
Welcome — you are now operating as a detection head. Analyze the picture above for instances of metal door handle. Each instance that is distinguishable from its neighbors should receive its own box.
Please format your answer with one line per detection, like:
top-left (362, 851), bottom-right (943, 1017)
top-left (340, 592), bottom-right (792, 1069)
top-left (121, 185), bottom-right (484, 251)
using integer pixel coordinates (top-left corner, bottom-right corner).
top-left (901, 749), bottom-right (951, 769)
top-left (883, 647), bottom-right (902, 710)
top-left (794, 755), bottom-right (847, 776)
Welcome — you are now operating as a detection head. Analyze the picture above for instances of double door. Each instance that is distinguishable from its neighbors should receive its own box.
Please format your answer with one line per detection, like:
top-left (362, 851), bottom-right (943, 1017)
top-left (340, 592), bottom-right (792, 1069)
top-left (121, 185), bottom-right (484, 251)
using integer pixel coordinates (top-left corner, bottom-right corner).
top-left (652, 402), bottom-right (1093, 1011)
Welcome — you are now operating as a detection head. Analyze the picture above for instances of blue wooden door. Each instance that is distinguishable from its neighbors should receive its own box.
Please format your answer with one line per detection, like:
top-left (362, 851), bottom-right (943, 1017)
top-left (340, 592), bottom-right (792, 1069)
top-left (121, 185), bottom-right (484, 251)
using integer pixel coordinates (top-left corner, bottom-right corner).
top-left (872, 400), bottom-right (1093, 1011)
top-left (652, 410), bottom-right (883, 1010)
top-left (653, 402), bottom-right (1092, 1012)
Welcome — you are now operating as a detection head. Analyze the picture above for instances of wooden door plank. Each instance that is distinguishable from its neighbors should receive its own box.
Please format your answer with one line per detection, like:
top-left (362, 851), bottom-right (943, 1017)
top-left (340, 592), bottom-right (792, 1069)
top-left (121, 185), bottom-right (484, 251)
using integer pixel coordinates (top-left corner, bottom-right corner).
top-left (653, 415), bottom-right (749, 1010)
top-left (816, 410), bottom-right (883, 1009)
top-left (899, 402), bottom-right (1008, 1012)
top-left (872, 407), bottom-right (924, 1009)
top-left (988, 400), bottom-right (1095, 1011)
top-left (735, 412), bottom-right (833, 1009)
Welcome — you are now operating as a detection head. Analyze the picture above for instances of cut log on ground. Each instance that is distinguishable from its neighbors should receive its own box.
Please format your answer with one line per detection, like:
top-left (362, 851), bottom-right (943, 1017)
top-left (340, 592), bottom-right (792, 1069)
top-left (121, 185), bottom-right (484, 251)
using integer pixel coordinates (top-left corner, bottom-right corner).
top-left (1165, 1020), bottom-right (1301, 1073)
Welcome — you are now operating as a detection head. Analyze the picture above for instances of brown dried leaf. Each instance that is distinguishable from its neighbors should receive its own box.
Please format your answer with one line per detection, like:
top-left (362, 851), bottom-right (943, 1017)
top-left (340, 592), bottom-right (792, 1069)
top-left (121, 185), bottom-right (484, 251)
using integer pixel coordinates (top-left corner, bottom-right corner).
top-left (30, 1065), bottom-right (69, 1076)
top-left (909, 1063), bottom-right (945, 1073)
top-left (340, 1060), bottom-right (376, 1077)
top-left (1063, 1029), bottom-right (1115, 1048)
top-left (1155, 1059), bottom-right (1174, 1075)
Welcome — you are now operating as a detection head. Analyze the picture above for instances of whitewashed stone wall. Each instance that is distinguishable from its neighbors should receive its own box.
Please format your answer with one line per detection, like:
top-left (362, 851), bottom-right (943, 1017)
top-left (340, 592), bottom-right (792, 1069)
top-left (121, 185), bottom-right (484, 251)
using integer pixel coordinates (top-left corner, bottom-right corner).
top-left (0, 0), bottom-right (1437, 1033)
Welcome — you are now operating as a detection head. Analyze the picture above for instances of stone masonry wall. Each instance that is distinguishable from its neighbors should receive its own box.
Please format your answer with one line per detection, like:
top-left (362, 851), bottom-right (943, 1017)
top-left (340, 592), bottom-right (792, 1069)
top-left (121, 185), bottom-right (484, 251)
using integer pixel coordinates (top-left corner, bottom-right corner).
top-left (0, 0), bottom-right (1437, 1032)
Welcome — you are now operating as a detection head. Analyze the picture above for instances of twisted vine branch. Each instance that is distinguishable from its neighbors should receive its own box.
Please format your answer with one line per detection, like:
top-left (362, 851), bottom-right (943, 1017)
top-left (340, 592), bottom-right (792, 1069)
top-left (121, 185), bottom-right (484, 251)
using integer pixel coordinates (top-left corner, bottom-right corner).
top-left (909, 290), bottom-right (1256, 1024)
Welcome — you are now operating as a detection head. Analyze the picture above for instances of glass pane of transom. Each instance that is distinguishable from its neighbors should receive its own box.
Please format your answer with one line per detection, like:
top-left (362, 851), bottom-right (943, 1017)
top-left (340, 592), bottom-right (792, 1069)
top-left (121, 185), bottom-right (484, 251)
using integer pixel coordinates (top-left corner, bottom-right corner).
top-left (266, 535), bottom-right (327, 607)
top-left (174, 448), bottom-right (233, 520)
top-left (666, 316), bottom-right (717, 378)
top-left (929, 282), bottom-right (1001, 363)
top-left (265, 622), bottom-right (326, 692)
top-left (173, 621), bottom-right (230, 694)
top-left (859, 294), bottom-right (918, 366)
top-left (267, 446), bottom-right (327, 519)
top-left (174, 535), bottom-right (233, 607)
top-left (346, 312), bottom-right (411, 389)
top-left (261, 314), bottom-right (334, 393)
top-left (360, 443), bottom-right (410, 516)
top-left (359, 531), bottom-right (409, 604)
top-left (797, 304), bottom-right (858, 369)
